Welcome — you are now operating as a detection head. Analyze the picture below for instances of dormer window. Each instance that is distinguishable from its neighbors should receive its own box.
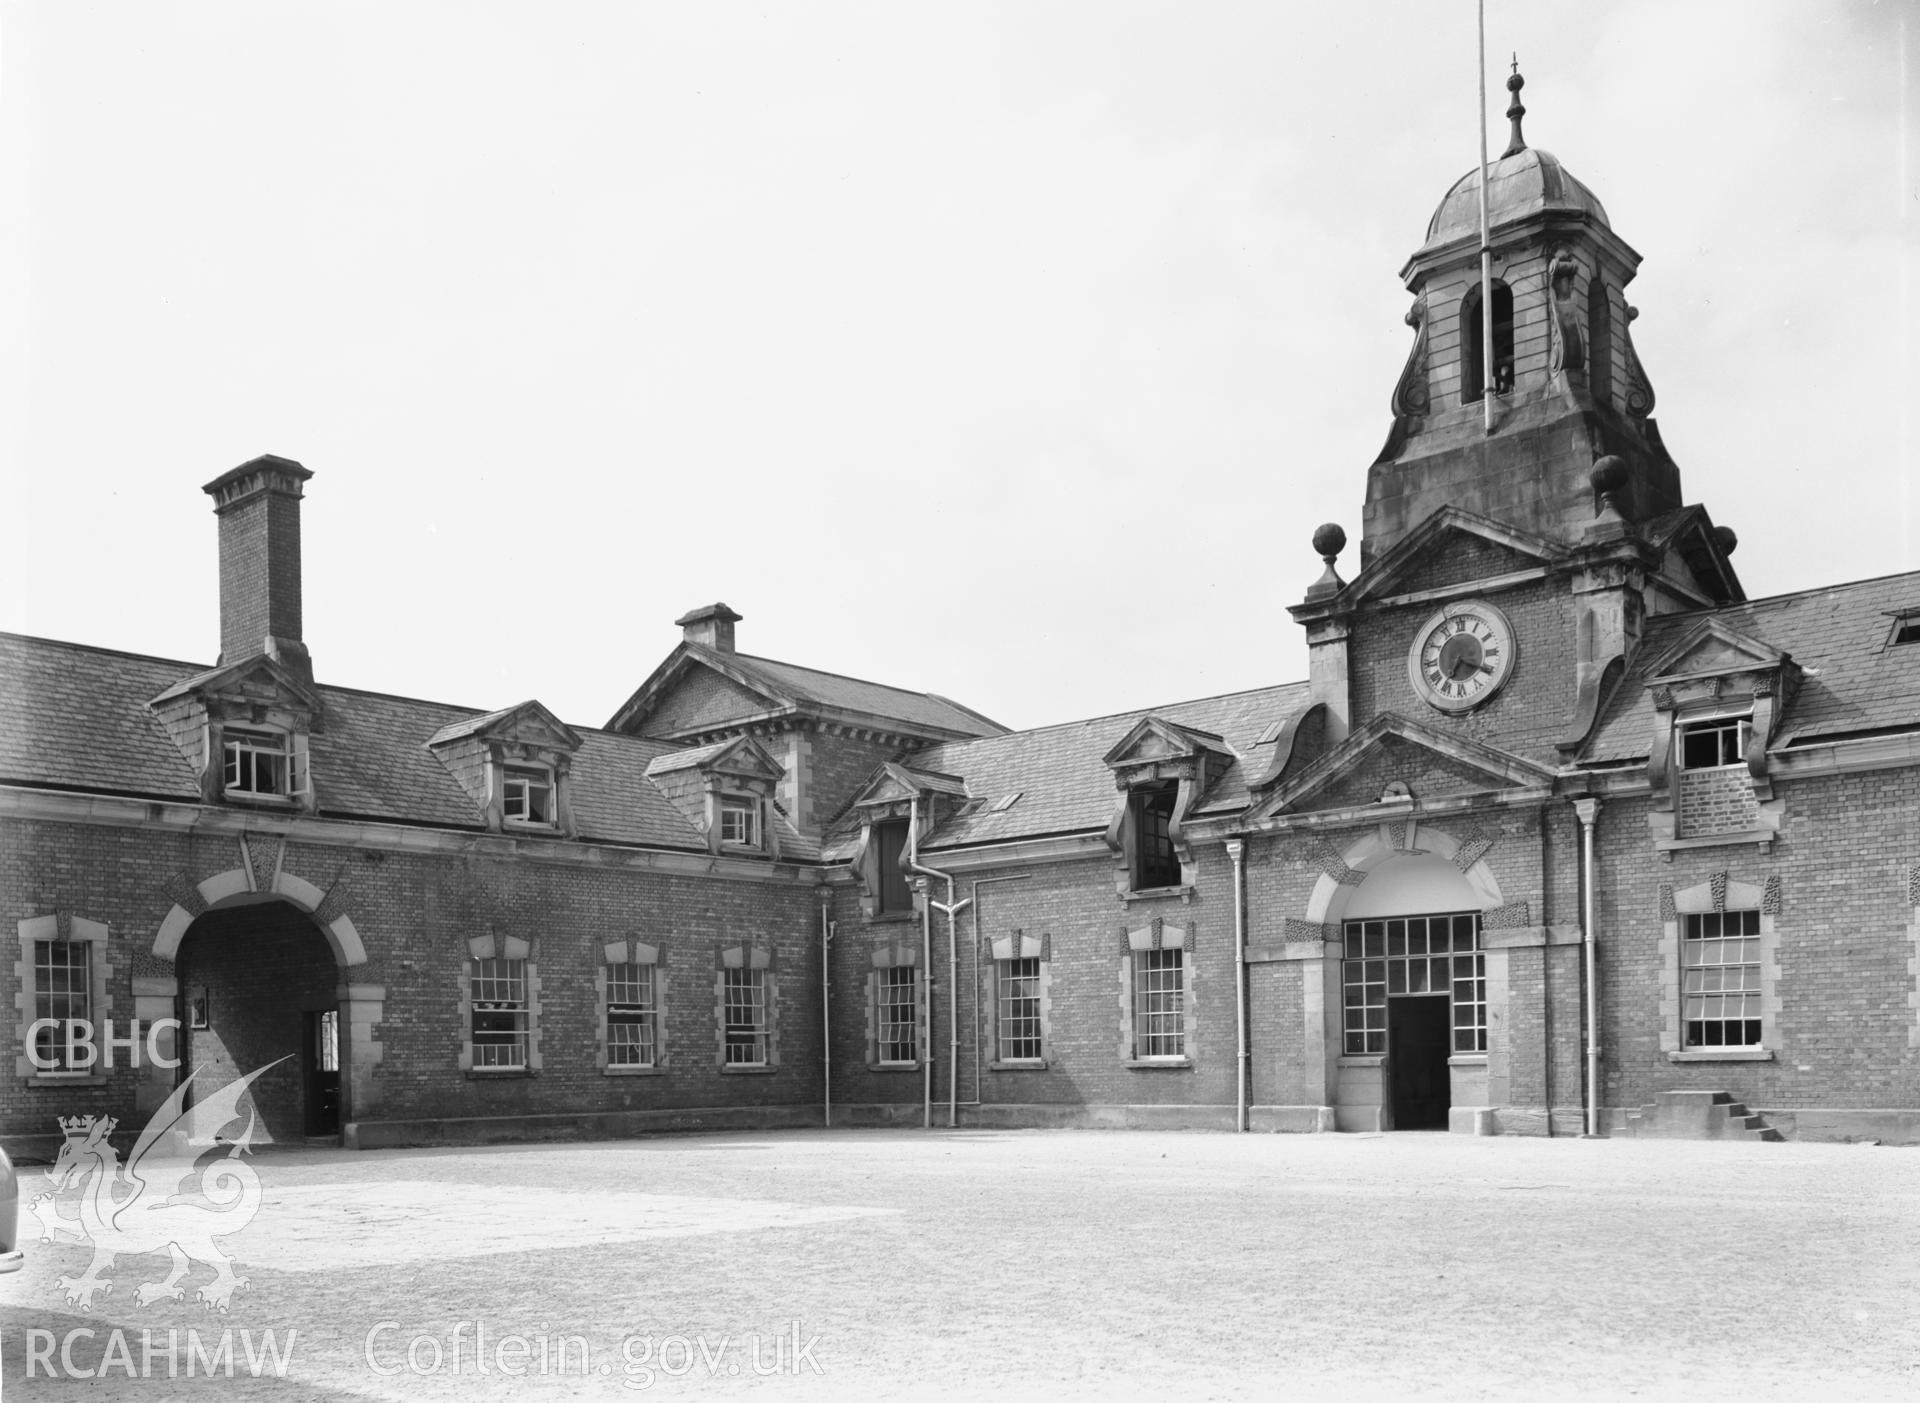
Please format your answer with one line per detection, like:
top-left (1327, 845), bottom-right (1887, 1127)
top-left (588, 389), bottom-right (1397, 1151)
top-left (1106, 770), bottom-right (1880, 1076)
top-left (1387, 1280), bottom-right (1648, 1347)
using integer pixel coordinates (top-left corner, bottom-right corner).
top-left (873, 818), bottom-right (912, 914)
top-left (1130, 782), bottom-right (1182, 891)
top-left (1679, 716), bottom-right (1749, 771)
top-left (503, 764), bottom-right (555, 826)
top-left (222, 726), bottom-right (299, 799)
top-left (1889, 612), bottom-right (1920, 647)
top-left (719, 795), bottom-right (760, 848)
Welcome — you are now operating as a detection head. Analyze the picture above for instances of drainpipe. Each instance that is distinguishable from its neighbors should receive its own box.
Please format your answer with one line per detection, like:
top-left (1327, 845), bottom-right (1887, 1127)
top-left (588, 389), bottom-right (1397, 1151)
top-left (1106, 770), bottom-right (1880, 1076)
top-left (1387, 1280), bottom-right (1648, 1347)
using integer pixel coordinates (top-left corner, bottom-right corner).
top-left (1226, 839), bottom-right (1249, 1132)
top-left (1573, 796), bottom-right (1602, 1137)
top-left (818, 888), bottom-right (834, 1130)
top-left (907, 797), bottom-right (970, 1129)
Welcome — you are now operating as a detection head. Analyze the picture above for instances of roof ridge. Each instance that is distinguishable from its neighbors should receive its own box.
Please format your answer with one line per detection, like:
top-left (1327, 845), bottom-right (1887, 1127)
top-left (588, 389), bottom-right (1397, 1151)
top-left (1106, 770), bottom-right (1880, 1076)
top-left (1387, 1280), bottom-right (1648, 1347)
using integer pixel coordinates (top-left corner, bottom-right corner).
top-left (1648, 567), bottom-right (1920, 622)
top-left (929, 680), bottom-right (1311, 745)
top-left (0, 631), bottom-right (207, 671)
top-left (733, 650), bottom-right (961, 702)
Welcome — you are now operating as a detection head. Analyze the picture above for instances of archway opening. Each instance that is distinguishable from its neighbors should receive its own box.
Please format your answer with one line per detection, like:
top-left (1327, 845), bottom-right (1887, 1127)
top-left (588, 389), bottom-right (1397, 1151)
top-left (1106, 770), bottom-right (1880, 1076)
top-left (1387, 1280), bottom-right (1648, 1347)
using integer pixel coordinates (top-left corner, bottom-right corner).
top-left (1461, 281), bottom-right (1515, 402)
top-left (1341, 856), bottom-right (1487, 1132)
top-left (176, 897), bottom-right (342, 1143)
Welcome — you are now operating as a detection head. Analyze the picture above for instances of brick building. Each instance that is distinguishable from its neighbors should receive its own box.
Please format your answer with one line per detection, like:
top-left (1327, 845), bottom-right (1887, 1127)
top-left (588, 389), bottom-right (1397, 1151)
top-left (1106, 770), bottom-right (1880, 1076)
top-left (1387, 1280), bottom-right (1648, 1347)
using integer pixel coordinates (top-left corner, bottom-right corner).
top-left (5, 75), bottom-right (1917, 1153)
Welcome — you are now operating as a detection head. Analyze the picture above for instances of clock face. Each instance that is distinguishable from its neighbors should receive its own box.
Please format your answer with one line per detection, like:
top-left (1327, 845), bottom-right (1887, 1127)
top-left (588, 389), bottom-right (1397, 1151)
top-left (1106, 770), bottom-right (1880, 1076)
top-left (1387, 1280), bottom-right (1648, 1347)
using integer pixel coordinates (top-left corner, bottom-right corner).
top-left (1407, 600), bottom-right (1516, 713)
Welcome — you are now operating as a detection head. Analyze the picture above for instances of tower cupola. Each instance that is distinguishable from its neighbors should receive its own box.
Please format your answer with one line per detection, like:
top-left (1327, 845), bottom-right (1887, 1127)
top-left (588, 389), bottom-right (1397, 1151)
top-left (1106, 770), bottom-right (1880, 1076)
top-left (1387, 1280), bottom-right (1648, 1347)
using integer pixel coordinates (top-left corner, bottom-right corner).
top-left (1363, 67), bottom-right (1681, 570)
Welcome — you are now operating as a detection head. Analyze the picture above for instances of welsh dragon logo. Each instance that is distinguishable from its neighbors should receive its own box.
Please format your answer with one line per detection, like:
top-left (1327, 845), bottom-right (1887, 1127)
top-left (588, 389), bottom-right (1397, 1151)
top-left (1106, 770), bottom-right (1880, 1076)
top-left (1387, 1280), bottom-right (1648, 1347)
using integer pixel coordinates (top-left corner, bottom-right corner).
top-left (29, 1059), bottom-right (285, 1313)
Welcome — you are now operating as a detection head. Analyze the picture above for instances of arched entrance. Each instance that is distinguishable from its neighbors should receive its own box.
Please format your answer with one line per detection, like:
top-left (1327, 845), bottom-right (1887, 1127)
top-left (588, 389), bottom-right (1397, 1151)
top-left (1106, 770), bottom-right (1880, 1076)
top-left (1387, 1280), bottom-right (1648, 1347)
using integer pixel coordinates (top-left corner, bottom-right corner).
top-left (1345, 857), bottom-right (1487, 1130)
top-left (147, 841), bottom-right (379, 1146)
top-left (1296, 823), bottom-right (1508, 1133)
top-left (176, 897), bottom-right (342, 1142)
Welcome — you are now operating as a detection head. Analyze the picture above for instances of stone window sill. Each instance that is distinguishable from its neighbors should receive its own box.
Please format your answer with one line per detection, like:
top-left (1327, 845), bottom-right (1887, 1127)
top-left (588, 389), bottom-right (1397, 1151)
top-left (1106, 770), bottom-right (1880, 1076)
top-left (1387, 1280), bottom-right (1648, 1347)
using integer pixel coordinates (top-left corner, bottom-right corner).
top-left (1668, 1048), bottom-right (1774, 1063)
top-left (465, 1067), bottom-right (535, 1080)
top-left (1124, 1057), bottom-right (1192, 1070)
top-left (1337, 1055), bottom-right (1385, 1068)
top-left (224, 791), bottom-right (297, 809)
top-left (26, 1073), bottom-right (108, 1089)
top-left (988, 1059), bottom-right (1049, 1072)
top-left (719, 1064), bottom-right (776, 1075)
top-left (1657, 830), bottom-right (1774, 856)
top-left (1447, 1055), bottom-right (1489, 1067)
top-left (603, 1065), bottom-right (664, 1077)
top-left (866, 912), bottom-right (918, 926)
top-left (867, 1061), bottom-right (922, 1073)
top-left (1122, 885), bottom-right (1195, 904)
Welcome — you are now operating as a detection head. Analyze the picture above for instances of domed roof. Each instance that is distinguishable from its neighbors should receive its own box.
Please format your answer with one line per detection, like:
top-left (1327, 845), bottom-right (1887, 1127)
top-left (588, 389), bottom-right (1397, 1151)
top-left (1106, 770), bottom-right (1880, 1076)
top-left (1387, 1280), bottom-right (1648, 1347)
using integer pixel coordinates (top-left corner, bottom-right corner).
top-left (1420, 144), bottom-right (1609, 254)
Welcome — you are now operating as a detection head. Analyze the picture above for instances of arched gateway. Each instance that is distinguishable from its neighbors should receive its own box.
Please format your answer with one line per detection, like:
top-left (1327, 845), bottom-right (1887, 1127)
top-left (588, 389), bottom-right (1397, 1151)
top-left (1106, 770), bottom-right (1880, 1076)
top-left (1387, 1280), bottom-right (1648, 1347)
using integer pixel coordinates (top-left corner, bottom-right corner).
top-left (143, 838), bottom-right (383, 1145)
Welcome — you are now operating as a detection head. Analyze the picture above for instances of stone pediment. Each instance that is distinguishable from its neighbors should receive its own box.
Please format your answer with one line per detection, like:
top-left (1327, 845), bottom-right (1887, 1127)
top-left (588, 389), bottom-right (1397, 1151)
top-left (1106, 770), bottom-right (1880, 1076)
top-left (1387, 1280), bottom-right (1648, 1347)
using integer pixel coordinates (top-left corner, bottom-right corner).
top-left (150, 655), bottom-right (320, 715)
top-left (646, 735), bottom-right (785, 784)
top-left (849, 762), bottom-right (968, 811)
top-left (605, 647), bottom-right (797, 739)
top-left (427, 699), bottom-right (583, 756)
top-left (1251, 713), bottom-right (1555, 822)
top-left (1643, 621), bottom-right (1787, 689)
top-left (1103, 716), bottom-right (1231, 778)
top-left (1344, 508), bottom-right (1567, 607)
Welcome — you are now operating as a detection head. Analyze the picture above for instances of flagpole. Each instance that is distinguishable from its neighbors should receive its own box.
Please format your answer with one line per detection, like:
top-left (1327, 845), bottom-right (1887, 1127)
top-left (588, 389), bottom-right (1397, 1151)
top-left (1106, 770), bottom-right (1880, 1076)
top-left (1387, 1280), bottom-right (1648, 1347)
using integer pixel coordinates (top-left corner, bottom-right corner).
top-left (1478, 0), bottom-right (1494, 436)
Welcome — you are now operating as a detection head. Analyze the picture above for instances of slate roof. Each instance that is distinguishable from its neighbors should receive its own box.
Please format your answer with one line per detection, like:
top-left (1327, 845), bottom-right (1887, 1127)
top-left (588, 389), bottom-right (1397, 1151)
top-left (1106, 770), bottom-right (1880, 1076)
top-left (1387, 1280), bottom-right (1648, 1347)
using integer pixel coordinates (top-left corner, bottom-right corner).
top-left (862, 682), bottom-right (1311, 854)
top-left (0, 632), bottom-right (818, 857)
top-left (1583, 571), bottom-right (1920, 762)
top-left (718, 651), bottom-right (1008, 738)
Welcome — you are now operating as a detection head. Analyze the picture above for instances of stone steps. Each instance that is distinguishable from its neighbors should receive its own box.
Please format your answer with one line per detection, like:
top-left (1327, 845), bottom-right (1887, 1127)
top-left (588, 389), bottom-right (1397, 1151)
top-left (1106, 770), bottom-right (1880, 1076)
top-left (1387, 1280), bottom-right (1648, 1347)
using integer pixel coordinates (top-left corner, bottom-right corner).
top-left (1624, 1089), bottom-right (1783, 1142)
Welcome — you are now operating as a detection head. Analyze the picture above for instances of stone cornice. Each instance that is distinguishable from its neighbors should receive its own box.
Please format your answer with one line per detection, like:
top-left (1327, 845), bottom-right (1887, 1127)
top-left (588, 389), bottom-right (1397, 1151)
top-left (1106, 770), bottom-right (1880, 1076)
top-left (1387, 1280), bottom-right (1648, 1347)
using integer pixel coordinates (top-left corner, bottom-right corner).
top-left (915, 832), bottom-right (1111, 874)
top-left (0, 785), bottom-right (826, 886)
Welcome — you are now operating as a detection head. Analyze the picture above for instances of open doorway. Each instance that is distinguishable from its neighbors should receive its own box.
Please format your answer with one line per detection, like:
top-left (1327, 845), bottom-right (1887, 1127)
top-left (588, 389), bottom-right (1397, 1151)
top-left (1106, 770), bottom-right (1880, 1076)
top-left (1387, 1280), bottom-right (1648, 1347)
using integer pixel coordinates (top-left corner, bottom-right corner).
top-left (304, 1008), bottom-right (341, 1138)
top-left (1389, 995), bottom-right (1452, 1130)
top-left (176, 899), bottom-right (340, 1144)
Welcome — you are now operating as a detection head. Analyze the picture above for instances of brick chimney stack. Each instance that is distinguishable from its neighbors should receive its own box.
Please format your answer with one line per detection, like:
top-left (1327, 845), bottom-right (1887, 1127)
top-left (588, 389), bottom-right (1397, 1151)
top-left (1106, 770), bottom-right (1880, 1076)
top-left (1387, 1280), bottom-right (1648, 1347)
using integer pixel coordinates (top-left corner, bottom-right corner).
top-left (676, 602), bottom-right (741, 653)
top-left (203, 454), bottom-right (314, 684)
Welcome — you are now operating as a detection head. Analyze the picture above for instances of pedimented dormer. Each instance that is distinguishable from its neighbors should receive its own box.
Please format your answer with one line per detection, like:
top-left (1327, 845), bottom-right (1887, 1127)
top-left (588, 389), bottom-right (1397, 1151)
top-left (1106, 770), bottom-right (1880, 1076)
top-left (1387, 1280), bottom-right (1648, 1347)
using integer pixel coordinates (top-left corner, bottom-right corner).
top-left (1643, 621), bottom-right (1799, 851)
top-left (846, 763), bottom-right (968, 918)
top-left (1102, 717), bottom-right (1235, 898)
top-left (644, 736), bottom-right (786, 859)
top-left (428, 700), bottom-right (584, 837)
top-left (149, 656), bottom-right (321, 811)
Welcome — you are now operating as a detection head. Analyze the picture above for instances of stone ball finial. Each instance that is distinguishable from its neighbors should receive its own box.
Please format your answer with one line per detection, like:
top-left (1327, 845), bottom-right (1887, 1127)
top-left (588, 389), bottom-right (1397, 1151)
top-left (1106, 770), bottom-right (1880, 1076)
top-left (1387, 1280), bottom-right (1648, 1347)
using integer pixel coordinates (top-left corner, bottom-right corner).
top-left (1305, 523), bottom-right (1348, 601)
top-left (1590, 456), bottom-right (1628, 496)
top-left (1712, 525), bottom-right (1739, 556)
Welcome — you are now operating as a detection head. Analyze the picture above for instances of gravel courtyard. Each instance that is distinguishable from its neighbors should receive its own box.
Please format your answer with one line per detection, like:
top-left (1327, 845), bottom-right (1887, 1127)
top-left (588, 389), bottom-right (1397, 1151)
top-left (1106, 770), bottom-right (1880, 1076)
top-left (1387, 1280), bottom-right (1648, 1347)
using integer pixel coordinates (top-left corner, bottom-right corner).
top-left (3, 1127), bottom-right (1916, 1400)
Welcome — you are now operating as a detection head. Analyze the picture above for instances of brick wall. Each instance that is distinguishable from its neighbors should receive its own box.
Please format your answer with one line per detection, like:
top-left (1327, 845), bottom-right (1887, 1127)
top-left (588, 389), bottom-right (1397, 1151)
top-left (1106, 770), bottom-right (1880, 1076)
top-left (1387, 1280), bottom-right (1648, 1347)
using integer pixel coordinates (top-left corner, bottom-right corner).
top-left (0, 814), bottom-right (828, 1150)
top-left (1347, 577), bottom-right (1580, 766)
top-left (1597, 768), bottom-right (1920, 1118)
top-left (1678, 766), bottom-right (1761, 837)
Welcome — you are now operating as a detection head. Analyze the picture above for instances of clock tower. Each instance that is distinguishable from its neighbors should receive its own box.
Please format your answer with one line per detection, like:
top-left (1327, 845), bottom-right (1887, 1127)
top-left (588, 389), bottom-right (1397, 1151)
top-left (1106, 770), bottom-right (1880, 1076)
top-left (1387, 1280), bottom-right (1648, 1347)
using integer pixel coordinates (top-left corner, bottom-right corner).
top-left (1292, 68), bottom-right (1744, 759)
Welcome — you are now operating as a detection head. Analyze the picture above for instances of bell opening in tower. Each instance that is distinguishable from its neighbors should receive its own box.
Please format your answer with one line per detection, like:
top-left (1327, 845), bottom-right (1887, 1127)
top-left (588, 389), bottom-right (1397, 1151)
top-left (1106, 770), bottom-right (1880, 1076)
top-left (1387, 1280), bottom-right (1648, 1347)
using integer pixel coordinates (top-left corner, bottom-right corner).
top-left (1461, 281), bottom-right (1514, 403)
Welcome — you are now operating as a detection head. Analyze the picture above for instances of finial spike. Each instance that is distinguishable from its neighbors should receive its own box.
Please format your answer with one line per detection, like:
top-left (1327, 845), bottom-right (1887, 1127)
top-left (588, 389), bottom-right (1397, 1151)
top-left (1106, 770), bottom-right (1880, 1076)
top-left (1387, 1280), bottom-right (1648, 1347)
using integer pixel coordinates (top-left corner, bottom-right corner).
top-left (1502, 59), bottom-right (1527, 158)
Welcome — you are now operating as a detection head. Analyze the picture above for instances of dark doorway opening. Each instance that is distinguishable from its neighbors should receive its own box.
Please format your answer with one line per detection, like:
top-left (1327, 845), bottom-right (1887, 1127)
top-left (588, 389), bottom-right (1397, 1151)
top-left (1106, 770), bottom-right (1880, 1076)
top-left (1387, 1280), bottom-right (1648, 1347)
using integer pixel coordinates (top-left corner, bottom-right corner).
top-left (177, 899), bottom-right (339, 1144)
top-left (1389, 996), bottom-right (1452, 1129)
top-left (304, 1008), bottom-right (342, 1137)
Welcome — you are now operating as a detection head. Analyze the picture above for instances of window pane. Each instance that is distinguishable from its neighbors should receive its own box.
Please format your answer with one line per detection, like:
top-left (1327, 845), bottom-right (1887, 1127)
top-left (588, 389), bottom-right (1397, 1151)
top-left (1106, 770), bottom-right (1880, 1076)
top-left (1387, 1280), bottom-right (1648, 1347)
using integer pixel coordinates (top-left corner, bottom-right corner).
top-left (878, 965), bottom-right (917, 1063)
top-left (998, 957), bottom-right (1043, 1060)
top-left (1134, 949), bottom-right (1185, 1058)
top-left (471, 957), bottom-right (528, 1068)
top-left (724, 967), bottom-right (768, 1065)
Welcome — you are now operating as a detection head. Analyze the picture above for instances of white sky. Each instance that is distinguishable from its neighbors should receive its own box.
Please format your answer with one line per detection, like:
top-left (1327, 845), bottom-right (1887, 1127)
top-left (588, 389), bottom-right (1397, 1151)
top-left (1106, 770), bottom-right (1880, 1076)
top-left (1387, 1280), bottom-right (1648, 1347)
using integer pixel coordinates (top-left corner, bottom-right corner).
top-left (1, 2), bottom-right (1914, 734)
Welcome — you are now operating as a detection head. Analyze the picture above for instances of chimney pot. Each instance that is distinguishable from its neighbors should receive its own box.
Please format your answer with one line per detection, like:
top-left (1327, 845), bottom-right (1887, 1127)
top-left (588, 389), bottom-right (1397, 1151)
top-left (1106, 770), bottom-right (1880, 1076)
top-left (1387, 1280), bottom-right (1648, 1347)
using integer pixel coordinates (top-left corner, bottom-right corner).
top-left (675, 602), bottom-right (742, 653)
